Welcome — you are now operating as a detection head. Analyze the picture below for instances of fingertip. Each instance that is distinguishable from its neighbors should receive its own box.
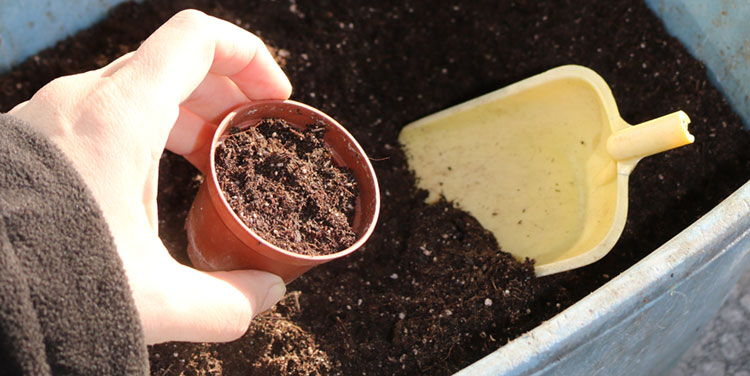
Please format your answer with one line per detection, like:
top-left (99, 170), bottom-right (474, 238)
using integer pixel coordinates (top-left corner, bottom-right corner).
top-left (278, 76), bottom-right (293, 100)
top-left (260, 276), bottom-right (286, 313)
top-left (213, 270), bottom-right (286, 316)
top-left (230, 42), bottom-right (294, 100)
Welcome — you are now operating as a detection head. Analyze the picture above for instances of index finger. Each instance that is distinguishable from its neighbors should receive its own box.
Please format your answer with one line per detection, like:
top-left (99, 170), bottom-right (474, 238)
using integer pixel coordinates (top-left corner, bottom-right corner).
top-left (123, 9), bottom-right (291, 104)
top-left (111, 9), bottom-right (291, 152)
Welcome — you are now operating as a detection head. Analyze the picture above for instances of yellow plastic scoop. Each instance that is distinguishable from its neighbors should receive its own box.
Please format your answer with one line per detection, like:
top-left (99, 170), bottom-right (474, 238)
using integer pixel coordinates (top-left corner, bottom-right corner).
top-left (399, 65), bottom-right (693, 276)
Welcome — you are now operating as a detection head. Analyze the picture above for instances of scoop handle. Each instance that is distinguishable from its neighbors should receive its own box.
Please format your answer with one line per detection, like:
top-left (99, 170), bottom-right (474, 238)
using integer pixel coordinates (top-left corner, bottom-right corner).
top-left (606, 111), bottom-right (694, 161)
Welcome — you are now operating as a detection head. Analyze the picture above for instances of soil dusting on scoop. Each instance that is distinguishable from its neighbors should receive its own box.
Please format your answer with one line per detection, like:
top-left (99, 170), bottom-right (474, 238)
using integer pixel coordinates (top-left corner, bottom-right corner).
top-left (215, 118), bottom-right (358, 256)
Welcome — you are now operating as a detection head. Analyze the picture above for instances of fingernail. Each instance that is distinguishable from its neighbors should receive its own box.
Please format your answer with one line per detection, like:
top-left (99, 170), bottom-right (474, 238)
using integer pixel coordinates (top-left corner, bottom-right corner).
top-left (260, 280), bottom-right (286, 313)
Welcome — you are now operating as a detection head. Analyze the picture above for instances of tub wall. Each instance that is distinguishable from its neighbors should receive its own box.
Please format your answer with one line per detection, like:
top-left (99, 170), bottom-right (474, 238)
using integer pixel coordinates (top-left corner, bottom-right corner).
top-left (460, 182), bottom-right (750, 375)
top-left (0, 0), bottom-right (133, 72)
top-left (644, 0), bottom-right (750, 130)
top-left (459, 2), bottom-right (750, 373)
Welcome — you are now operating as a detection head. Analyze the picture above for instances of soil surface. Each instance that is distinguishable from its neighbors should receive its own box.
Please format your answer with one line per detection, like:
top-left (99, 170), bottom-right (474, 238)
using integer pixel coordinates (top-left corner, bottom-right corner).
top-left (2, 1), bottom-right (750, 375)
top-left (215, 119), bottom-right (357, 256)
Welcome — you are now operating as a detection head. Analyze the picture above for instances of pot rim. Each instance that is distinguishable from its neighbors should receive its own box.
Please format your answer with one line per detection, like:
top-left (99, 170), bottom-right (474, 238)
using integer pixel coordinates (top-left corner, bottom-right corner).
top-left (207, 99), bottom-right (380, 262)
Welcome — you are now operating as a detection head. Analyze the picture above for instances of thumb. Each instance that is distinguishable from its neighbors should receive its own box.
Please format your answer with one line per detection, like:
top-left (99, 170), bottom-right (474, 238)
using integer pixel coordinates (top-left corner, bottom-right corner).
top-left (140, 265), bottom-right (285, 344)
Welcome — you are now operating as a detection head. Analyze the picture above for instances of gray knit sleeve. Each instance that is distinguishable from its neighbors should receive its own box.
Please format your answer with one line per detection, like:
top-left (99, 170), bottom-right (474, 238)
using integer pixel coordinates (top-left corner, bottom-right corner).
top-left (0, 113), bottom-right (148, 375)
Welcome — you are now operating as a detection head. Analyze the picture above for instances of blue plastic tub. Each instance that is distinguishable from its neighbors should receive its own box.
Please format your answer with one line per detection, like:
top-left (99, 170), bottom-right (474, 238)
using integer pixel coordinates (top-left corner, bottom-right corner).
top-left (2, 1), bottom-right (748, 375)
top-left (460, 1), bottom-right (750, 374)
top-left (461, 1), bottom-right (750, 374)
top-left (0, 0), bottom-right (133, 72)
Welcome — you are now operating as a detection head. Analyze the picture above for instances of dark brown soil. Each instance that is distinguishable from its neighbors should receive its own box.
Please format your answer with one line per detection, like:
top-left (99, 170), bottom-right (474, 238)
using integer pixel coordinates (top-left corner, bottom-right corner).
top-left (215, 119), bottom-right (357, 256)
top-left (2, 1), bottom-right (750, 375)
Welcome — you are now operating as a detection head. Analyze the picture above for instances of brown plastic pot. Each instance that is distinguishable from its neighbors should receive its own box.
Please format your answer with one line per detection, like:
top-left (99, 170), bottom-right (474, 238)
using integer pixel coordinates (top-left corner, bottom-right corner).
top-left (185, 100), bottom-right (380, 283)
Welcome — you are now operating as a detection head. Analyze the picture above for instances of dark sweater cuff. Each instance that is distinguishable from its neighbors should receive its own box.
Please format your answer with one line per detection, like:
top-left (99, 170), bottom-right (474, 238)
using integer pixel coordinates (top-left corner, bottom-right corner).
top-left (0, 113), bottom-right (148, 375)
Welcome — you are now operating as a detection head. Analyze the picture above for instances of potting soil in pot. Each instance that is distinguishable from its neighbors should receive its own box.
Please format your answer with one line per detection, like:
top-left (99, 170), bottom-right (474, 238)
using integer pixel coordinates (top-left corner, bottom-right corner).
top-left (2, 1), bottom-right (750, 375)
top-left (215, 119), bottom-right (358, 256)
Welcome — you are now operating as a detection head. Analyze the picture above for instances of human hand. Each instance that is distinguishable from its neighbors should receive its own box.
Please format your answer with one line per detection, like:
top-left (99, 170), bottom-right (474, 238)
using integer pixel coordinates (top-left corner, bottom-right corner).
top-left (9, 9), bottom-right (291, 344)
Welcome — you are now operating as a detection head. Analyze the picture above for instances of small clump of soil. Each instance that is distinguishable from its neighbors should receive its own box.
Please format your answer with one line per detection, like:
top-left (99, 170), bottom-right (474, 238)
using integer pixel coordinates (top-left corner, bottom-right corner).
top-left (214, 118), bottom-right (358, 256)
